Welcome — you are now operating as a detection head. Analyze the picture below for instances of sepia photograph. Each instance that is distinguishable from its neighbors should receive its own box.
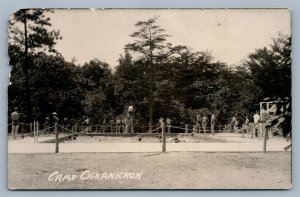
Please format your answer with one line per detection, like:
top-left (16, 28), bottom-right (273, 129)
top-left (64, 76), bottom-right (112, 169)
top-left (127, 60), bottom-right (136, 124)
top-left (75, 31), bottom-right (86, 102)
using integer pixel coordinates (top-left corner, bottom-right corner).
top-left (7, 9), bottom-right (291, 189)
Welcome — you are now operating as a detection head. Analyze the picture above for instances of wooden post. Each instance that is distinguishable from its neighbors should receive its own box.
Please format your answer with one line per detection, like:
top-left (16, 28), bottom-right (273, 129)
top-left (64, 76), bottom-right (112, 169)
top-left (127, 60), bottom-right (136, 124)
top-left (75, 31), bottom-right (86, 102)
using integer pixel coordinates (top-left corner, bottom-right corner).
top-left (185, 124), bottom-right (188, 133)
top-left (37, 121), bottom-right (39, 142)
top-left (33, 121), bottom-right (36, 142)
top-left (55, 123), bottom-right (59, 153)
top-left (218, 125), bottom-right (221, 133)
top-left (162, 124), bottom-right (166, 152)
top-left (21, 123), bottom-right (24, 139)
top-left (263, 127), bottom-right (268, 153)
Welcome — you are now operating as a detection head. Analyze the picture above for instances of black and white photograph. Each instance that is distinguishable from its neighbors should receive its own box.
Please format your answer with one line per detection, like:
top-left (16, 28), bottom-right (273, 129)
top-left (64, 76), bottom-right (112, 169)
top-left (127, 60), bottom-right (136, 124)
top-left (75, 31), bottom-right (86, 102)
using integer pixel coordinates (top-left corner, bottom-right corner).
top-left (7, 9), bottom-right (292, 189)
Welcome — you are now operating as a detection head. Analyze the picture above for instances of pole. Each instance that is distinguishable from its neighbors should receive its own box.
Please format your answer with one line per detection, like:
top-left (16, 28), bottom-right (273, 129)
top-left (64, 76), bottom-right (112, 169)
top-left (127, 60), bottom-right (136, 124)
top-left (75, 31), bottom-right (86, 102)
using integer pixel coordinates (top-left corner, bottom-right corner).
top-left (21, 122), bottom-right (24, 139)
top-left (55, 123), bottom-right (59, 153)
top-left (37, 121), bottom-right (39, 142)
top-left (33, 121), bottom-right (36, 143)
top-left (162, 124), bottom-right (166, 152)
top-left (263, 127), bottom-right (268, 153)
top-left (185, 124), bottom-right (188, 133)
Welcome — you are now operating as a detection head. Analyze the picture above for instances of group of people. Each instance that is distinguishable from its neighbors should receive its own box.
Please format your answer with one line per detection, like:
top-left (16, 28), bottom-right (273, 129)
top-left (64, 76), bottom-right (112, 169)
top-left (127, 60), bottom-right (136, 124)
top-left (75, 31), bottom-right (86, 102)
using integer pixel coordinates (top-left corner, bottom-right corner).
top-left (10, 109), bottom-right (60, 139)
top-left (192, 113), bottom-right (216, 135)
top-left (158, 117), bottom-right (172, 133)
top-left (111, 113), bottom-right (134, 133)
top-left (79, 112), bottom-right (135, 134)
top-left (10, 98), bottom-right (291, 139)
top-left (226, 109), bottom-right (269, 139)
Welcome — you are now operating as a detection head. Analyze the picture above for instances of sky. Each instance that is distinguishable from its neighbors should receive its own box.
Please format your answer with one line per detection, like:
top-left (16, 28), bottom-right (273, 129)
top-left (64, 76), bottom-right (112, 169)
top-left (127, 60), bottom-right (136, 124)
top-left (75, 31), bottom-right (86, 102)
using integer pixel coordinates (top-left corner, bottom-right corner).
top-left (49, 9), bottom-right (291, 68)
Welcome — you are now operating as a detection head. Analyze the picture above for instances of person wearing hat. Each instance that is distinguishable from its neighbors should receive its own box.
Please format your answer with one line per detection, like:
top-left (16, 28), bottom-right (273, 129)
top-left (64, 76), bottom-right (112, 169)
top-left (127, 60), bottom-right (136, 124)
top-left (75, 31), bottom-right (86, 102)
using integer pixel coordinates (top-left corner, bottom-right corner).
top-left (50, 112), bottom-right (59, 133)
top-left (11, 107), bottom-right (20, 140)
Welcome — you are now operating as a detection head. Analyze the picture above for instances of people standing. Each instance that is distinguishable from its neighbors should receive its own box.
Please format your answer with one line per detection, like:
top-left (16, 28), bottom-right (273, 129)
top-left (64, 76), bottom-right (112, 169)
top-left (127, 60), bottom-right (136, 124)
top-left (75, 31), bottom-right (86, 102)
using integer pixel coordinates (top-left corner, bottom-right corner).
top-left (260, 107), bottom-right (269, 140)
top-left (51, 112), bottom-right (59, 134)
top-left (231, 116), bottom-right (237, 132)
top-left (11, 107), bottom-right (20, 140)
top-left (109, 119), bottom-right (114, 133)
top-left (234, 118), bottom-right (239, 133)
top-left (166, 117), bottom-right (172, 133)
top-left (158, 117), bottom-right (165, 134)
top-left (44, 116), bottom-right (50, 135)
top-left (244, 116), bottom-right (250, 135)
top-left (116, 117), bottom-right (121, 133)
top-left (196, 112), bottom-right (201, 133)
top-left (121, 117), bottom-right (126, 133)
top-left (82, 117), bottom-right (90, 133)
top-left (211, 113), bottom-right (216, 135)
top-left (125, 113), bottom-right (134, 133)
top-left (202, 115), bottom-right (208, 134)
top-left (102, 118), bottom-right (107, 133)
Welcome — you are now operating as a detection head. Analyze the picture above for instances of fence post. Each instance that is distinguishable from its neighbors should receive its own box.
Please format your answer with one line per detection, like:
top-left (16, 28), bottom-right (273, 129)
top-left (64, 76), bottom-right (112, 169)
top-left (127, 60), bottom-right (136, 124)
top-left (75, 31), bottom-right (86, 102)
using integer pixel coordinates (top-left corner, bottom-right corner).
top-left (263, 127), bottom-right (268, 153)
top-left (185, 124), bottom-right (188, 133)
top-left (162, 124), bottom-right (166, 152)
top-left (55, 123), bottom-right (59, 153)
top-left (37, 122), bottom-right (39, 142)
top-left (21, 123), bottom-right (24, 139)
top-left (33, 121), bottom-right (36, 143)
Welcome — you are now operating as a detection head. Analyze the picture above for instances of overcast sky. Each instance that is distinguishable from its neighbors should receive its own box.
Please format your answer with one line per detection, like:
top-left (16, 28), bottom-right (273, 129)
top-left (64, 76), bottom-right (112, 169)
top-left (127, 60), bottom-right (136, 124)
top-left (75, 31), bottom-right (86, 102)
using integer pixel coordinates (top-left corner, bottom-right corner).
top-left (49, 9), bottom-right (291, 68)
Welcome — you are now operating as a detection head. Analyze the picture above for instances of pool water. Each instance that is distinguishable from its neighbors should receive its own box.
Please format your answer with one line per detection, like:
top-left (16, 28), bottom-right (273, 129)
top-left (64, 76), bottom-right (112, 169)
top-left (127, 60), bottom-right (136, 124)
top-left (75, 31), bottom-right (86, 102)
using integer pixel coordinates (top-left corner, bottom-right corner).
top-left (61, 134), bottom-right (228, 143)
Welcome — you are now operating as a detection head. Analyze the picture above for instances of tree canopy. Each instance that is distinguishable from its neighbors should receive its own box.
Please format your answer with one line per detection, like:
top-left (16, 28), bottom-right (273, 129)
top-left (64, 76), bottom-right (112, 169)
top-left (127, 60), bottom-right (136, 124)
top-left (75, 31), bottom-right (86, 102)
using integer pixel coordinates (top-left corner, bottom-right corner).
top-left (8, 13), bottom-right (291, 131)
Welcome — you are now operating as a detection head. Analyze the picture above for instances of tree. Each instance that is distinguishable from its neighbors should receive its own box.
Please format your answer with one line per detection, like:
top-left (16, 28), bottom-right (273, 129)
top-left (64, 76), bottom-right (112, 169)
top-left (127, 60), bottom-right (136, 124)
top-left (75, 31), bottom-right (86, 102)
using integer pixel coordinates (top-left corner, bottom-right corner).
top-left (80, 59), bottom-right (114, 122)
top-left (8, 9), bottom-right (61, 122)
top-left (125, 16), bottom-right (170, 131)
top-left (114, 52), bottom-right (149, 124)
top-left (244, 34), bottom-right (291, 99)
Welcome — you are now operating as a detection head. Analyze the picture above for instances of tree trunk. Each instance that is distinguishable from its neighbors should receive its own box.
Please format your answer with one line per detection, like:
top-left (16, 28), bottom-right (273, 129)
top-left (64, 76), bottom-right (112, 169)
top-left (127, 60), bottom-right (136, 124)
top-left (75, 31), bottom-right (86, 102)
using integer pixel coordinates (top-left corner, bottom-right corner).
top-left (23, 11), bottom-right (32, 122)
top-left (149, 61), bottom-right (154, 132)
top-left (149, 83), bottom-right (153, 132)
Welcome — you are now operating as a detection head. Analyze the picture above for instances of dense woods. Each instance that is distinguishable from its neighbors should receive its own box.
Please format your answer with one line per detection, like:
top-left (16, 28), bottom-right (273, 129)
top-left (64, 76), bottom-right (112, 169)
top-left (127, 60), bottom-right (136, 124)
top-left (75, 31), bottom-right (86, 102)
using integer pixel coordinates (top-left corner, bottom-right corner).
top-left (8, 10), bottom-right (291, 129)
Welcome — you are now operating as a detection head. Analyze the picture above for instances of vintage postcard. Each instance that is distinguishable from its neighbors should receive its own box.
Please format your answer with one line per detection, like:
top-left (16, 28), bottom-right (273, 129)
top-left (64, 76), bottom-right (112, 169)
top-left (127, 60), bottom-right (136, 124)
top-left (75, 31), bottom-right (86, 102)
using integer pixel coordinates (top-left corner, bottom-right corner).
top-left (7, 9), bottom-right (291, 189)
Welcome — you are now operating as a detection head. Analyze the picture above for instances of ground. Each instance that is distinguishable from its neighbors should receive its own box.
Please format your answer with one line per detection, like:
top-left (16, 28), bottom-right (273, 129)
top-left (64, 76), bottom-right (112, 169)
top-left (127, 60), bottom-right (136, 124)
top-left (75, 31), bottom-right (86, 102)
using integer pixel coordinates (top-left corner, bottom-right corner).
top-left (8, 152), bottom-right (291, 189)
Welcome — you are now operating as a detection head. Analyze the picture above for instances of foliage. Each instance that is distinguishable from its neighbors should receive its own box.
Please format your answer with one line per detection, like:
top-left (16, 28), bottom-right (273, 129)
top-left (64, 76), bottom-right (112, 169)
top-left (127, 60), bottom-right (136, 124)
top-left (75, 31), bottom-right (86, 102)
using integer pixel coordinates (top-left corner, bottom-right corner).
top-left (8, 14), bottom-right (291, 133)
top-left (244, 34), bottom-right (291, 98)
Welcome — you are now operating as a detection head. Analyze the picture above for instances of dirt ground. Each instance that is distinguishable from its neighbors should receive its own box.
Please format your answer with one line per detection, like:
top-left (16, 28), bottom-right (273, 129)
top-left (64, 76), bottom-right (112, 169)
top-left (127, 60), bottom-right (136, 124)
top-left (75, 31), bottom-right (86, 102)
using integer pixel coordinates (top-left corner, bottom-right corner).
top-left (8, 152), bottom-right (291, 189)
